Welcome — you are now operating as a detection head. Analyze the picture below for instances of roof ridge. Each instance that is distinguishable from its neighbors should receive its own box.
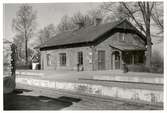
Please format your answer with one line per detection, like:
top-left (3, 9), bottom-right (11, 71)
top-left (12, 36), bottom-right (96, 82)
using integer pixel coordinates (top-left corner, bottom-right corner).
top-left (38, 19), bottom-right (146, 49)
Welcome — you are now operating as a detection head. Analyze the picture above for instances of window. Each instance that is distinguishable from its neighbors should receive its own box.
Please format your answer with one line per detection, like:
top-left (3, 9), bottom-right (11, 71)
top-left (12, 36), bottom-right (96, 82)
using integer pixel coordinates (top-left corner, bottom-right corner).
top-left (119, 33), bottom-right (125, 41)
top-left (98, 50), bottom-right (105, 70)
top-left (115, 52), bottom-right (120, 61)
top-left (78, 52), bottom-right (83, 65)
top-left (134, 55), bottom-right (138, 64)
top-left (138, 53), bottom-right (144, 63)
top-left (46, 54), bottom-right (51, 66)
top-left (133, 52), bottom-right (144, 64)
top-left (60, 53), bottom-right (66, 66)
top-left (124, 53), bottom-right (132, 64)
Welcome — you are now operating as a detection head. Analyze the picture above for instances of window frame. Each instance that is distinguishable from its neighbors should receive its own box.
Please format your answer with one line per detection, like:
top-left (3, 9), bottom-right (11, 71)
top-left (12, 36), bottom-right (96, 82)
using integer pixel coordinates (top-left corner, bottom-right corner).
top-left (59, 53), bottom-right (66, 66)
top-left (46, 54), bottom-right (51, 66)
top-left (119, 33), bottom-right (125, 41)
top-left (78, 51), bottom-right (83, 65)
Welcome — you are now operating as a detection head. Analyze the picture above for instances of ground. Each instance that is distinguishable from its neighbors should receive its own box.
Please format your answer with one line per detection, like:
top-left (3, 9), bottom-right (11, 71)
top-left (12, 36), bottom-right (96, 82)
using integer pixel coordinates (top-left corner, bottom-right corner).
top-left (4, 83), bottom-right (163, 110)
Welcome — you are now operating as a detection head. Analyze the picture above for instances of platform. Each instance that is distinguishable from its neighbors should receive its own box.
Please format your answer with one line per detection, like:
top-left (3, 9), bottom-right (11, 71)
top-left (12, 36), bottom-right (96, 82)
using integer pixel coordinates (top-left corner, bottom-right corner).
top-left (16, 70), bottom-right (163, 105)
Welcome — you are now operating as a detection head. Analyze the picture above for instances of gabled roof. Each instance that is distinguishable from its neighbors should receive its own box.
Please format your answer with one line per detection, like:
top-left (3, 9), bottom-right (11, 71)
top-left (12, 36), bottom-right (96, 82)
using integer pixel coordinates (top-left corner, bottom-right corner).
top-left (39, 19), bottom-right (146, 50)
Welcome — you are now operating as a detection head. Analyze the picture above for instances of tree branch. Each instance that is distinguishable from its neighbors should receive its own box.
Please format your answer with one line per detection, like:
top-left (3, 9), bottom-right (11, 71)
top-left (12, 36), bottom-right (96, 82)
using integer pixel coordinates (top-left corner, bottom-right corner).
top-left (121, 2), bottom-right (146, 34)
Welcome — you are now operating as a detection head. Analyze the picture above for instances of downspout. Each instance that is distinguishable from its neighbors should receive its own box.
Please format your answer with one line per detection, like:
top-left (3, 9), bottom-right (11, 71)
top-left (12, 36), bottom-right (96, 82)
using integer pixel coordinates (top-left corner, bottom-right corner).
top-left (90, 46), bottom-right (96, 71)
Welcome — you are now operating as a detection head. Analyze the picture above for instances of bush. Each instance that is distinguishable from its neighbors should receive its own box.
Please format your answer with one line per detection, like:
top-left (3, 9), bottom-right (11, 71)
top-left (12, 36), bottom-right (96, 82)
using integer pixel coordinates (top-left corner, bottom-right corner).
top-left (127, 64), bottom-right (163, 73)
top-left (151, 51), bottom-right (163, 73)
top-left (16, 64), bottom-right (32, 70)
top-left (149, 65), bottom-right (163, 73)
top-left (16, 61), bottom-right (32, 70)
top-left (126, 50), bottom-right (163, 73)
top-left (127, 64), bottom-right (150, 72)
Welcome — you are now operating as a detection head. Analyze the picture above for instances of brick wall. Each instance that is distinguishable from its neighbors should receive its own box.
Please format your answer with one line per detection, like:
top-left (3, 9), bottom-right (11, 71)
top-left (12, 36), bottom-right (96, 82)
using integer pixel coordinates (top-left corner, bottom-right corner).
top-left (41, 46), bottom-right (93, 71)
top-left (93, 32), bottom-right (145, 70)
top-left (41, 32), bottom-right (145, 71)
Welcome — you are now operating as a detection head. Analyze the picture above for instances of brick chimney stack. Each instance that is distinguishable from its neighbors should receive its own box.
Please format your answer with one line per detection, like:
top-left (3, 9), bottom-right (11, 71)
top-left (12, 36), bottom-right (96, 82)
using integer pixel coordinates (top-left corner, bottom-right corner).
top-left (75, 22), bottom-right (84, 29)
top-left (94, 18), bottom-right (102, 26)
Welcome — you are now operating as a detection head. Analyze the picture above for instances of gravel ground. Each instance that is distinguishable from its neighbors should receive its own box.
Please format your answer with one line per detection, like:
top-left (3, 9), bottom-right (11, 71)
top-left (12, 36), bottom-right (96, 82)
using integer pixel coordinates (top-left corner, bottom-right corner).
top-left (3, 83), bottom-right (163, 110)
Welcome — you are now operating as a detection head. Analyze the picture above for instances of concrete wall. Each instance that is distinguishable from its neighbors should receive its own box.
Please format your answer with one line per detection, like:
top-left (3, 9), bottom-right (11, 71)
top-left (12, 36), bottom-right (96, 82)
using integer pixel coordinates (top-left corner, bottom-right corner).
top-left (41, 46), bottom-right (93, 71)
top-left (16, 77), bottom-right (163, 104)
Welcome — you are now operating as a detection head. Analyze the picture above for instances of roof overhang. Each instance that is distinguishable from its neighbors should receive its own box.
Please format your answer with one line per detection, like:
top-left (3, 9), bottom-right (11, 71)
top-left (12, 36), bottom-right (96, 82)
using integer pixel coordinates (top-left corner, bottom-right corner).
top-left (37, 19), bottom-right (149, 50)
top-left (109, 44), bottom-right (146, 51)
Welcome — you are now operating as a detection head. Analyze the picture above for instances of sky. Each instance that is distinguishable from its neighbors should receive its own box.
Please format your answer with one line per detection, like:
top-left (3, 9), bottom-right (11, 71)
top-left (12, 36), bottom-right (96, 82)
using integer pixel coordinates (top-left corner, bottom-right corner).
top-left (3, 2), bottom-right (163, 56)
top-left (3, 3), bottom-right (101, 41)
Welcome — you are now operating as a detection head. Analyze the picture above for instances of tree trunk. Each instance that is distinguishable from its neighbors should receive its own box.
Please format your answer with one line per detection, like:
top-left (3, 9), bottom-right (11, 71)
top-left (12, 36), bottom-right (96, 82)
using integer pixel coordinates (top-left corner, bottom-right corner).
top-left (145, 3), bottom-right (152, 68)
top-left (25, 31), bottom-right (28, 65)
top-left (146, 37), bottom-right (152, 68)
top-left (25, 39), bottom-right (28, 65)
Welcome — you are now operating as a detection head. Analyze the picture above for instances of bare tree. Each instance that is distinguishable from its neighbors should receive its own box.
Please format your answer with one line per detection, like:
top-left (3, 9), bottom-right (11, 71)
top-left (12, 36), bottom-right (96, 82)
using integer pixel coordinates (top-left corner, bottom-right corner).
top-left (12, 4), bottom-right (37, 64)
top-left (56, 15), bottom-right (74, 33)
top-left (151, 3), bottom-right (163, 34)
top-left (13, 34), bottom-right (25, 64)
top-left (57, 10), bottom-right (104, 34)
top-left (121, 2), bottom-right (157, 68)
top-left (101, 2), bottom-right (163, 68)
top-left (38, 24), bottom-right (56, 44)
top-left (71, 12), bottom-right (93, 27)
top-left (100, 2), bottom-right (129, 22)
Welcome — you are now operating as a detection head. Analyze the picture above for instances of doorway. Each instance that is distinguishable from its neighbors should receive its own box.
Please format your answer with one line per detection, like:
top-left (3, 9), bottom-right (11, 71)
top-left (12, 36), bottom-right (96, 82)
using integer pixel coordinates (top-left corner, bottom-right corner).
top-left (112, 51), bottom-right (120, 69)
top-left (98, 50), bottom-right (105, 70)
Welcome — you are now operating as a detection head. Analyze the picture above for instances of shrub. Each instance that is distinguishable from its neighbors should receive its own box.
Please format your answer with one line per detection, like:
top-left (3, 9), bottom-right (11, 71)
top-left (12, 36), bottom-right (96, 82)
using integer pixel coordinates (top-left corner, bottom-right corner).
top-left (16, 64), bottom-right (32, 70)
top-left (150, 51), bottom-right (163, 73)
top-left (127, 64), bottom-right (150, 72)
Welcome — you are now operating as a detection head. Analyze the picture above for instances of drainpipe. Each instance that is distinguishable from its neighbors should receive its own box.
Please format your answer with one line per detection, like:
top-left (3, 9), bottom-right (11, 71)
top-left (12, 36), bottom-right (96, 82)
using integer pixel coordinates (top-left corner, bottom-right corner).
top-left (90, 46), bottom-right (95, 71)
top-left (119, 51), bottom-right (122, 69)
top-left (132, 54), bottom-right (135, 65)
top-left (113, 54), bottom-right (115, 70)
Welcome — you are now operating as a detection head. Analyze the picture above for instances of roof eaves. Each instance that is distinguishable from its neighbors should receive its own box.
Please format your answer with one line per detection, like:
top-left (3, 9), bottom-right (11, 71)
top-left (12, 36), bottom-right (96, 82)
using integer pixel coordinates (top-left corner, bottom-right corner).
top-left (92, 20), bottom-right (125, 45)
top-left (39, 41), bottom-right (93, 51)
top-left (109, 45), bottom-right (123, 51)
top-left (109, 44), bottom-right (146, 51)
top-left (123, 19), bottom-right (147, 43)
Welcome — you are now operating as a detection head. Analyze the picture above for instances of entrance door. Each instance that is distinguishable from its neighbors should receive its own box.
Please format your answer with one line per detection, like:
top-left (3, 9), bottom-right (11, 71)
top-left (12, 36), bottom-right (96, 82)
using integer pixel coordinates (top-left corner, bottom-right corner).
top-left (112, 51), bottom-right (120, 69)
top-left (77, 51), bottom-right (83, 65)
top-left (98, 50), bottom-right (105, 70)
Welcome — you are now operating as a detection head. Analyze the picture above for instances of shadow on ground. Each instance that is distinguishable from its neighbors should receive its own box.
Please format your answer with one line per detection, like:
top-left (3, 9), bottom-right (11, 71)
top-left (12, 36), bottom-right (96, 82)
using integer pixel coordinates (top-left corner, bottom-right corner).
top-left (4, 89), bottom-right (81, 110)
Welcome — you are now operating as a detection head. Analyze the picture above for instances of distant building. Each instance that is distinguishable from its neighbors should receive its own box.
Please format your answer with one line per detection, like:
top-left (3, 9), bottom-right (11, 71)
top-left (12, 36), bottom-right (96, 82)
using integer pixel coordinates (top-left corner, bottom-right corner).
top-left (38, 19), bottom-right (147, 71)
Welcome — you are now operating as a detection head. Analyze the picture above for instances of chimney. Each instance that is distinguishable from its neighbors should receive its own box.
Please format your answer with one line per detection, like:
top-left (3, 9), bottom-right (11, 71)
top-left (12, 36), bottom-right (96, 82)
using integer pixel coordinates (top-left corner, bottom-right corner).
top-left (94, 18), bottom-right (102, 26)
top-left (75, 22), bottom-right (84, 29)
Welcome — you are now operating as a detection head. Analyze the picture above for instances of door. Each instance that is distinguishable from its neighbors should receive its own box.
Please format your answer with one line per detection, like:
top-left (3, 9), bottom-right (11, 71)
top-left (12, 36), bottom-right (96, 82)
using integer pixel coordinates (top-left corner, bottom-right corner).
top-left (112, 51), bottom-right (120, 69)
top-left (115, 52), bottom-right (120, 69)
top-left (77, 51), bottom-right (83, 71)
top-left (77, 51), bottom-right (83, 65)
top-left (98, 50), bottom-right (105, 70)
